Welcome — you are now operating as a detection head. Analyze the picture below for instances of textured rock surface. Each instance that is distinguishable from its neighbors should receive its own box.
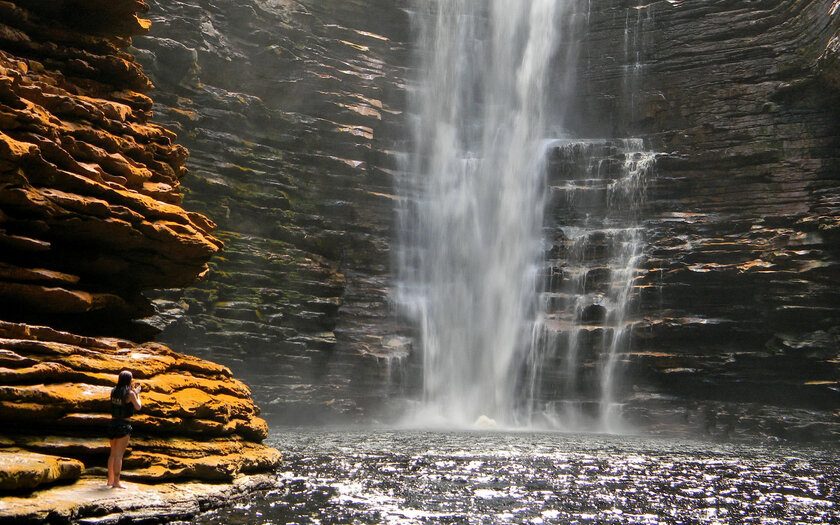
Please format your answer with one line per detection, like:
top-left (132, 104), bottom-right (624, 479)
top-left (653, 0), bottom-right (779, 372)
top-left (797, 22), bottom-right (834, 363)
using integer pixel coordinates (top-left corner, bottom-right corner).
top-left (0, 320), bottom-right (280, 485)
top-left (0, 0), bottom-right (280, 506)
top-left (0, 473), bottom-right (278, 524)
top-left (133, 0), bottom-right (410, 423)
top-left (131, 0), bottom-right (839, 440)
top-left (564, 0), bottom-right (840, 439)
top-left (0, 0), bottom-right (222, 338)
top-left (0, 449), bottom-right (83, 491)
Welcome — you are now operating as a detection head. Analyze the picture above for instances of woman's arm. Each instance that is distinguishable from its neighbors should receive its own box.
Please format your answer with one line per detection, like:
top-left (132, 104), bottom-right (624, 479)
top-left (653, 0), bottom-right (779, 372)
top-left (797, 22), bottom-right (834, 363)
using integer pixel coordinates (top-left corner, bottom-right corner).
top-left (127, 383), bottom-right (142, 411)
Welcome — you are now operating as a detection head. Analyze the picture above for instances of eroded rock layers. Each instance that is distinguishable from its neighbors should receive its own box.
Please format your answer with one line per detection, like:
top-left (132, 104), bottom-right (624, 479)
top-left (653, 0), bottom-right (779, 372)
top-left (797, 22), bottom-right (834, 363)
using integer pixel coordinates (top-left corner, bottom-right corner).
top-left (0, 0), bottom-right (280, 491)
top-left (133, 0), bottom-right (410, 423)
top-left (0, 321), bottom-right (279, 484)
top-left (570, 0), bottom-right (840, 439)
top-left (0, 0), bottom-right (223, 337)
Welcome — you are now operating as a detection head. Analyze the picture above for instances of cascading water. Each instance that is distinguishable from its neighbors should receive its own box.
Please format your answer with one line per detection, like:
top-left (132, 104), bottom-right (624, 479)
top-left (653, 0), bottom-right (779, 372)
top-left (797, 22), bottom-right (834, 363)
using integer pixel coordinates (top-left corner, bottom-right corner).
top-left (396, 0), bottom-right (653, 429)
top-left (522, 140), bottom-right (654, 431)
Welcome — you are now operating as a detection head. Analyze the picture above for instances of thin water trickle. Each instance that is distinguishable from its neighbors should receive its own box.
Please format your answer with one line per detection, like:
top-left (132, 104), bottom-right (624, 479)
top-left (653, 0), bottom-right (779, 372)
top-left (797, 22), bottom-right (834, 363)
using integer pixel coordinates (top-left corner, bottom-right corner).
top-left (522, 140), bottom-right (654, 431)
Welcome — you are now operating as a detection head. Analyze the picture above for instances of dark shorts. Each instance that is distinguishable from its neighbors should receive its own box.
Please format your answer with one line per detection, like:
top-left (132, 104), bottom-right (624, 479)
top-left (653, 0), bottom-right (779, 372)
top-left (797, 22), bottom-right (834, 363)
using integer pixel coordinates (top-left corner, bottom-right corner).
top-left (108, 419), bottom-right (132, 439)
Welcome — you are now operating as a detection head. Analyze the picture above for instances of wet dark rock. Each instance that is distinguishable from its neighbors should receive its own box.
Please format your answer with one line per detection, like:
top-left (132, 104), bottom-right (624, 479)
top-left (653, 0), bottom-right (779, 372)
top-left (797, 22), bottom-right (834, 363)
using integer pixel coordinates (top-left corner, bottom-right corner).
top-left (580, 304), bottom-right (607, 324)
top-left (124, 0), bottom-right (840, 440)
top-left (132, 0), bottom-right (410, 423)
top-left (554, 0), bottom-right (840, 438)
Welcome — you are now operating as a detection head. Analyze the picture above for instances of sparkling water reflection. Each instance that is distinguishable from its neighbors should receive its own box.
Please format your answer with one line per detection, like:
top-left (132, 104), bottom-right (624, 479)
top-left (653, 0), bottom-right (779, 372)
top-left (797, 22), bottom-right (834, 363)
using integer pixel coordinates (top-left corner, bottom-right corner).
top-left (195, 431), bottom-right (839, 524)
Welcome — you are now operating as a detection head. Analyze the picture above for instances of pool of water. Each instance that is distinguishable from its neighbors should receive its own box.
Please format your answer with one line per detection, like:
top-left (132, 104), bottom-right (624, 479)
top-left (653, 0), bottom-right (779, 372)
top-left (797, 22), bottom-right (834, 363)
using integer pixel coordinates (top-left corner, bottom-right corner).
top-left (195, 430), bottom-right (839, 524)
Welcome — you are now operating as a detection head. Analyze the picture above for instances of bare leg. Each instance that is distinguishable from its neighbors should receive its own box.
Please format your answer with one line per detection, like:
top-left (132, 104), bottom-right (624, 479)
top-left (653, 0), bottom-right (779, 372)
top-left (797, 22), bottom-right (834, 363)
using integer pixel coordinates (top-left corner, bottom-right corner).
top-left (107, 438), bottom-right (118, 486)
top-left (111, 435), bottom-right (130, 488)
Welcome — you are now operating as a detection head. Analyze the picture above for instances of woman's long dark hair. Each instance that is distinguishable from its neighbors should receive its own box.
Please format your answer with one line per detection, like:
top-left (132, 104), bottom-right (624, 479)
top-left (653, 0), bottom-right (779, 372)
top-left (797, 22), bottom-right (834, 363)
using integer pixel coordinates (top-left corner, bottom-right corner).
top-left (111, 370), bottom-right (132, 402)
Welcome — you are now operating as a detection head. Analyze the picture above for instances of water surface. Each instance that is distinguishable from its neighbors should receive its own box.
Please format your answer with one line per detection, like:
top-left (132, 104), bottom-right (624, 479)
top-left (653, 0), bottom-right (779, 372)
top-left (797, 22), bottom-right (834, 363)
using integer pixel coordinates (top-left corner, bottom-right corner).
top-left (195, 430), bottom-right (839, 524)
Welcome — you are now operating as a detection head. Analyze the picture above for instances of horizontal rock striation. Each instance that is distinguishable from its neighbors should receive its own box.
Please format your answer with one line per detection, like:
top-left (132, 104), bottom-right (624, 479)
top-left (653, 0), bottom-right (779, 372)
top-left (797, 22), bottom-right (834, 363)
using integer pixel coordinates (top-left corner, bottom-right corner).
top-left (569, 0), bottom-right (840, 439)
top-left (0, 0), bottom-right (280, 498)
top-left (133, 0), bottom-right (411, 423)
top-left (0, 320), bottom-right (280, 484)
top-left (128, 0), bottom-right (838, 440)
top-left (0, 0), bottom-right (222, 338)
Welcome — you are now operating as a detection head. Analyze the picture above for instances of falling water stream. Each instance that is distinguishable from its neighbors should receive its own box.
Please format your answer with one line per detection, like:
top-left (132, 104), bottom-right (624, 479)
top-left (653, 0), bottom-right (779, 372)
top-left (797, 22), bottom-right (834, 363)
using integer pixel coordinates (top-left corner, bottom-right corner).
top-left (396, 0), bottom-right (652, 428)
top-left (395, 0), bottom-right (567, 427)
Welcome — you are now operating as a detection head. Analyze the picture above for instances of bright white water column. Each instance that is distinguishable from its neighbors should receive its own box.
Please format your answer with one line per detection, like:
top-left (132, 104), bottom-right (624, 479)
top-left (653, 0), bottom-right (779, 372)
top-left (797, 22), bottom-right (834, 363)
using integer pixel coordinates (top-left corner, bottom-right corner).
top-left (397, 0), bottom-right (577, 426)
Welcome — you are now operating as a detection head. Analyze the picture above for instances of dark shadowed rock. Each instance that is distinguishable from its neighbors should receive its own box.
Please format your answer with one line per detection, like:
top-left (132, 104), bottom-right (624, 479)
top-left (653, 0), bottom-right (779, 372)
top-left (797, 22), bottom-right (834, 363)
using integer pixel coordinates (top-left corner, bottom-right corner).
top-left (126, 0), bottom-right (840, 441)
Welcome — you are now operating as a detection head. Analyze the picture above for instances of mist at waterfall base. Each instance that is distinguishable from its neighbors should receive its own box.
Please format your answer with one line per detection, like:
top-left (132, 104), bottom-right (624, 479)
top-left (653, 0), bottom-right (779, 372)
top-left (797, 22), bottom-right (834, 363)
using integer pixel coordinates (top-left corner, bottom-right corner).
top-left (392, 0), bottom-right (653, 431)
top-left (195, 430), bottom-right (839, 524)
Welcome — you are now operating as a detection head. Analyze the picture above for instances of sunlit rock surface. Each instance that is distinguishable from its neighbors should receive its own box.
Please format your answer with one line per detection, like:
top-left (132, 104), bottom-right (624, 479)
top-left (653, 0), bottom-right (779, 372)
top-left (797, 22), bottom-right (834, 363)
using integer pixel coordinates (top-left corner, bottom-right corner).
top-left (0, 0), bottom-right (280, 506)
top-left (0, 321), bottom-right (279, 485)
top-left (0, 320), bottom-right (282, 488)
top-left (0, 0), bottom-right (225, 338)
top-left (0, 449), bottom-right (83, 491)
top-left (133, 0), bottom-right (839, 439)
top-left (1, 474), bottom-right (278, 524)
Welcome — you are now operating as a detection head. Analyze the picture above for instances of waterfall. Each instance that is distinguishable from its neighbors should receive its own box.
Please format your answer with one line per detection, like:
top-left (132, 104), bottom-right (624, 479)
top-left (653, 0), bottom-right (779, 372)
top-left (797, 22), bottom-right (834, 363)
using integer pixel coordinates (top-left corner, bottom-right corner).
top-left (396, 0), bottom-right (651, 429)
top-left (521, 140), bottom-right (654, 431)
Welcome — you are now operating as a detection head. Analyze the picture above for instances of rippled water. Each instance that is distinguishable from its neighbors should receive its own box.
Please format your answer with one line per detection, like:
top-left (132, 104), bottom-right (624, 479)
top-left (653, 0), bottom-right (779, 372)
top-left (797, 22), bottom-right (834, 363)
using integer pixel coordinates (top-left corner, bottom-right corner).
top-left (195, 431), bottom-right (839, 524)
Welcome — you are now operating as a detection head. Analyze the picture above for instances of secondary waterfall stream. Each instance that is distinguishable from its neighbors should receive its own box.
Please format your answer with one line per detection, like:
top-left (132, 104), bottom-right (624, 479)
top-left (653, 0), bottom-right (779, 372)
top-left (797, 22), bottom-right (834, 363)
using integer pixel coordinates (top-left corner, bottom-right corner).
top-left (396, 0), bottom-right (654, 429)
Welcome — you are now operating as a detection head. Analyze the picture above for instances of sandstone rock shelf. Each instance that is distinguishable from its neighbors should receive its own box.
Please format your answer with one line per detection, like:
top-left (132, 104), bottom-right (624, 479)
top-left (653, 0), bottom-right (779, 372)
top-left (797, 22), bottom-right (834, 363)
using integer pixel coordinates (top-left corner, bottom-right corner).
top-left (0, 474), bottom-right (279, 524)
top-left (0, 320), bottom-right (280, 486)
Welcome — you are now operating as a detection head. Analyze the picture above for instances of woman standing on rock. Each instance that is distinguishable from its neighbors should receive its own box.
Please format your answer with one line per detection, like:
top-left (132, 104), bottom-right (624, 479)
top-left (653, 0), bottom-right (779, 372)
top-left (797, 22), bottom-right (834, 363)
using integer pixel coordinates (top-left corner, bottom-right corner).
top-left (107, 370), bottom-right (142, 489)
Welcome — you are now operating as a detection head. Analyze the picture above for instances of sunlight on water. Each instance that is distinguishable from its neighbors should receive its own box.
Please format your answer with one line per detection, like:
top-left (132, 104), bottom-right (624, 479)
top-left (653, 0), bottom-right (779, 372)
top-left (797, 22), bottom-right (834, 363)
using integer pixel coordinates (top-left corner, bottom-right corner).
top-left (195, 431), bottom-right (840, 524)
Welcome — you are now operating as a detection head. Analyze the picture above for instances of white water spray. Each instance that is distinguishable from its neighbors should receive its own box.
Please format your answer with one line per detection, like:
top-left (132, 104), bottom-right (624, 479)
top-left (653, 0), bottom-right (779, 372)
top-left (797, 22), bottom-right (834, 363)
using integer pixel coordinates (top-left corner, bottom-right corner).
top-left (396, 0), bottom-right (651, 430)
top-left (397, 0), bottom-right (575, 426)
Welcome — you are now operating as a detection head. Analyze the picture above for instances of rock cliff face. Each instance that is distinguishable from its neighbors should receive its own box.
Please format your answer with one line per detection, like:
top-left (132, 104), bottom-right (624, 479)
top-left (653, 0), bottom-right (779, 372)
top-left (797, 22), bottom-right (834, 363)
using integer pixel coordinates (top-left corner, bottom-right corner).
top-left (132, 0), bottom-right (411, 422)
top-left (567, 0), bottom-right (840, 440)
top-left (133, 0), bottom-right (839, 439)
top-left (0, 0), bottom-right (280, 496)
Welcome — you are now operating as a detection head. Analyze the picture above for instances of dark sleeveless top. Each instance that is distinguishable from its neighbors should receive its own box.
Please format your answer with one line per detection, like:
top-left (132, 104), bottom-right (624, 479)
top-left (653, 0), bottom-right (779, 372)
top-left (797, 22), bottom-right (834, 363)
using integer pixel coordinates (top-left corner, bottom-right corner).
top-left (110, 387), bottom-right (134, 419)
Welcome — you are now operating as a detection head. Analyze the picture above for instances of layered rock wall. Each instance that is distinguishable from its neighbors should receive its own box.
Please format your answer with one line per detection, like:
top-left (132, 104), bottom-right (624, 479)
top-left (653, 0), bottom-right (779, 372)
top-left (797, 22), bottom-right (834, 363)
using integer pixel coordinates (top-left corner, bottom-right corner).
top-left (572, 0), bottom-right (840, 438)
top-left (0, 0), bottom-right (280, 494)
top-left (0, 321), bottom-right (279, 483)
top-left (129, 0), bottom-right (839, 440)
top-left (133, 0), bottom-right (411, 422)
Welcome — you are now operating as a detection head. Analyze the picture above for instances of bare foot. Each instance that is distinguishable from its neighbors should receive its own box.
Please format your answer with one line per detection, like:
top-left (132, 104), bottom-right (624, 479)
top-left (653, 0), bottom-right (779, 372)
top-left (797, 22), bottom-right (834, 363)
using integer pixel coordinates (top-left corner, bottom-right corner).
top-left (112, 483), bottom-right (127, 489)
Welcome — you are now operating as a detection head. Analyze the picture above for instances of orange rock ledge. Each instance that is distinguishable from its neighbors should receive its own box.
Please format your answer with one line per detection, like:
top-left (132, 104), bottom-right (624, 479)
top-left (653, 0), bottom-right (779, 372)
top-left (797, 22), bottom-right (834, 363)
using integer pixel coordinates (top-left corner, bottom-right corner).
top-left (0, 0), bottom-right (223, 336)
top-left (0, 321), bottom-right (281, 488)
